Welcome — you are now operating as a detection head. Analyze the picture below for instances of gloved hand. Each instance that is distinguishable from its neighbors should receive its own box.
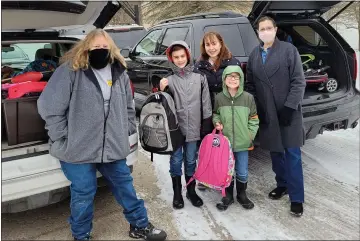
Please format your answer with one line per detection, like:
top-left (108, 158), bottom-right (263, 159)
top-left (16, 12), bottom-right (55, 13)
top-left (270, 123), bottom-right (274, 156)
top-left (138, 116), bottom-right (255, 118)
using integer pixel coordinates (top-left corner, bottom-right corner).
top-left (200, 117), bottom-right (213, 139)
top-left (278, 106), bottom-right (295, 126)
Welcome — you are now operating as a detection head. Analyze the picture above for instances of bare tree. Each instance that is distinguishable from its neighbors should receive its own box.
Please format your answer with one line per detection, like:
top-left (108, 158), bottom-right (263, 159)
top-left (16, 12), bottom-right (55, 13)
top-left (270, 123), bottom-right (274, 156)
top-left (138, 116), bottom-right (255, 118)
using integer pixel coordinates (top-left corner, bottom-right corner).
top-left (324, 1), bottom-right (359, 50)
top-left (352, 2), bottom-right (360, 50)
top-left (142, 1), bottom-right (253, 26)
top-left (108, 1), bottom-right (142, 26)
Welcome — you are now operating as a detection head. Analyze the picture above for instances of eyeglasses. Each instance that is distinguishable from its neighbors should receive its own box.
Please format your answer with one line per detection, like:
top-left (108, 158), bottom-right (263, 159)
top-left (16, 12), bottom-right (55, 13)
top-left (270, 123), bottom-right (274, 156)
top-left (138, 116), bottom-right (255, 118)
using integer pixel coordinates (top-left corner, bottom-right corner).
top-left (226, 75), bottom-right (240, 81)
top-left (258, 26), bottom-right (275, 33)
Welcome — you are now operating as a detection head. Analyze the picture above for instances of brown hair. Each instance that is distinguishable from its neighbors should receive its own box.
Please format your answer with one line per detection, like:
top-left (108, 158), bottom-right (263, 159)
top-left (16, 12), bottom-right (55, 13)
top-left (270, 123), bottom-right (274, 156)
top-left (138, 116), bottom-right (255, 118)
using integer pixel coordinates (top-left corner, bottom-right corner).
top-left (60, 29), bottom-right (126, 71)
top-left (200, 31), bottom-right (232, 70)
top-left (170, 45), bottom-right (187, 56)
top-left (257, 16), bottom-right (277, 29)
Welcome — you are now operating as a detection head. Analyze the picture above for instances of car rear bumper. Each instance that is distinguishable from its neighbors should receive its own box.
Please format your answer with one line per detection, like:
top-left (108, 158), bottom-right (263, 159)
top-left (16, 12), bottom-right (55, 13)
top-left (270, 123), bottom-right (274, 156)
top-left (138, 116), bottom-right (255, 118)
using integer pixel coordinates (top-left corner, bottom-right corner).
top-left (2, 134), bottom-right (139, 203)
top-left (303, 93), bottom-right (360, 139)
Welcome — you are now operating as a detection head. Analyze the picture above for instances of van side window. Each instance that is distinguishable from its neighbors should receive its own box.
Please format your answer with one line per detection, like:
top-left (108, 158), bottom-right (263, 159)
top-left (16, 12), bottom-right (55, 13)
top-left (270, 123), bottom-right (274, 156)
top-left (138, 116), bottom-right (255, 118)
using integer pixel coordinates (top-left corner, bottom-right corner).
top-left (293, 26), bottom-right (328, 46)
top-left (158, 27), bottom-right (189, 55)
top-left (204, 24), bottom-right (246, 57)
top-left (133, 29), bottom-right (163, 57)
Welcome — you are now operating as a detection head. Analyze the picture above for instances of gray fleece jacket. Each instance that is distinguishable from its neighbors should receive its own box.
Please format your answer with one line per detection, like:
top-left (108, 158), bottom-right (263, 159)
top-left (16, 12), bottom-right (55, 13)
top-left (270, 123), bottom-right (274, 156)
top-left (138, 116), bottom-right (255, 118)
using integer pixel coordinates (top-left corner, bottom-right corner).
top-left (37, 61), bottom-right (136, 164)
top-left (165, 41), bottom-right (212, 142)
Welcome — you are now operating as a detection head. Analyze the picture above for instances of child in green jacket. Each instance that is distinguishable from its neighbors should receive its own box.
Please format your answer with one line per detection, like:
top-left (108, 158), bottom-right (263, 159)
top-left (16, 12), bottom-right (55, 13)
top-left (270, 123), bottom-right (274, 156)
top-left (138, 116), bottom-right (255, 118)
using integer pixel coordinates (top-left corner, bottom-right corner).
top-left (213, 65), bottom-right (259, 211)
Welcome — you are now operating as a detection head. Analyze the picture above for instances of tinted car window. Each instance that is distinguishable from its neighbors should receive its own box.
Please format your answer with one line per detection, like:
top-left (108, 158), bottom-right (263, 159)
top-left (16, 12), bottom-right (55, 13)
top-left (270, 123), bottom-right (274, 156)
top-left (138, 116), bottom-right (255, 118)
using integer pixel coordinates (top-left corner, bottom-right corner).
top-left (237, 23), bottom-right (259, 55)
top-left (108, 29), bottom-right (147, 49)
top-left (133, 29), bottom-right (163, 57)
top-left (204, 24), bottom-right (246, 57)
top-left (158, 27), bottom-right (189, 55)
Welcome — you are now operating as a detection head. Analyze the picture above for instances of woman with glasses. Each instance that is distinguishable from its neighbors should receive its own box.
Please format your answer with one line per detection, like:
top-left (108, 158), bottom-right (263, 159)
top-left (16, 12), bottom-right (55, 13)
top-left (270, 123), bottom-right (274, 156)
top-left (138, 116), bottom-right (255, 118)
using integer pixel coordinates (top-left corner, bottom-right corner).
top-left (245, 16), bottom-right (306, 217)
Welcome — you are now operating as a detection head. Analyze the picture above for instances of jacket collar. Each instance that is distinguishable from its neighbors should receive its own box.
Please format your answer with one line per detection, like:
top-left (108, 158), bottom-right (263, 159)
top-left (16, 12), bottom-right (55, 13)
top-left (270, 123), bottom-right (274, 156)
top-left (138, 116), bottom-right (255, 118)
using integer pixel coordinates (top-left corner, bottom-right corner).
top-left (83, 60), bottom-right (126, 92)
top-left (170, 62), bottom-right (194, 77)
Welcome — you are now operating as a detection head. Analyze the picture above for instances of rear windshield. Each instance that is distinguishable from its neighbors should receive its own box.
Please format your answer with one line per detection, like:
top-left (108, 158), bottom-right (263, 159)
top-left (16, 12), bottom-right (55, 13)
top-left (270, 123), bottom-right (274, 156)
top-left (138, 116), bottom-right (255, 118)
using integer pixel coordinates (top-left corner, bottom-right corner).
top-left (1, 1), bottom-right (88, 14)
top-left (108, 29), bottom-right (148, 49)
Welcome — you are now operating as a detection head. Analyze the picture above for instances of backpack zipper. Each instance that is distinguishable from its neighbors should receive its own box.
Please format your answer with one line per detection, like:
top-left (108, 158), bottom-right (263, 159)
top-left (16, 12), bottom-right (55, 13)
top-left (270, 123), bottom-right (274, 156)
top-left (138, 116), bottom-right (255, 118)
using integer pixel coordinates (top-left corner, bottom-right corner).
top-left (101, 79), bottom-right (113, 164)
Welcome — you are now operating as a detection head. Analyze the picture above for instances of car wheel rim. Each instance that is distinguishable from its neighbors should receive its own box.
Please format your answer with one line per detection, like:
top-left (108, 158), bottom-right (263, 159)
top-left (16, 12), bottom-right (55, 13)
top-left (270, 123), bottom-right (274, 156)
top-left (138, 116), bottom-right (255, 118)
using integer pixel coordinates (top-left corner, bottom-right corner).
top-left (326, 79), bottom-right (338, 92)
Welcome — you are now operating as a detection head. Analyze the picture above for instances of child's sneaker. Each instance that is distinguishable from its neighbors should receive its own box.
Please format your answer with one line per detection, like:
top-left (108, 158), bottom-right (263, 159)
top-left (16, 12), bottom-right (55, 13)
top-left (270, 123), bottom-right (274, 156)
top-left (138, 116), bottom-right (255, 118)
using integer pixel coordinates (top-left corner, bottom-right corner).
top-left (74, 233), bottom-right (91, 240)
top-left (129, 222), bottom-right (167, 241)
top-left (74, 237), bottom-right (91, 241)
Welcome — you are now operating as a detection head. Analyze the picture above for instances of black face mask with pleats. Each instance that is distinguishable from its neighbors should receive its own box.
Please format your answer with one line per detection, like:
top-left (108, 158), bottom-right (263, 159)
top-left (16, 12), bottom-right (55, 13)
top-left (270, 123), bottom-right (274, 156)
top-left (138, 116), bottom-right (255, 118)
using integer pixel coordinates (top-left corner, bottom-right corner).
top-left (88, 48), bottom-right (110, 69)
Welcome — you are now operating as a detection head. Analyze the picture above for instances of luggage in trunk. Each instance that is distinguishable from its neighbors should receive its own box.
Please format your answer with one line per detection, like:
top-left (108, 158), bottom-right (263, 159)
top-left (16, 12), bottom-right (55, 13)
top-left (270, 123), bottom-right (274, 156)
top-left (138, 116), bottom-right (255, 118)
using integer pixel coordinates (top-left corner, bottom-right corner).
top-left (1, 96), bottom-right (48, 146)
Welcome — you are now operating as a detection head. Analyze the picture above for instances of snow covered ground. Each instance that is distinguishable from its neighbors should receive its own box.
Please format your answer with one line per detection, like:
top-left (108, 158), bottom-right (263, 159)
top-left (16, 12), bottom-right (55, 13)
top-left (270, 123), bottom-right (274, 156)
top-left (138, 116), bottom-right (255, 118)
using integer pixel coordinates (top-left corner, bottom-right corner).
top-left (140, 125), bottom-right (359, 240)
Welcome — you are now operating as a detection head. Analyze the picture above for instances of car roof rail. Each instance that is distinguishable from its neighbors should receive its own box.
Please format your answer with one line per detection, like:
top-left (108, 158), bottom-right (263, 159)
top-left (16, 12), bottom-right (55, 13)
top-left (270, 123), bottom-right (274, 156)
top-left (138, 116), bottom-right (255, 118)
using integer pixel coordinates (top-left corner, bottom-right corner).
top-left (158, 11), bottom-right (244, 24)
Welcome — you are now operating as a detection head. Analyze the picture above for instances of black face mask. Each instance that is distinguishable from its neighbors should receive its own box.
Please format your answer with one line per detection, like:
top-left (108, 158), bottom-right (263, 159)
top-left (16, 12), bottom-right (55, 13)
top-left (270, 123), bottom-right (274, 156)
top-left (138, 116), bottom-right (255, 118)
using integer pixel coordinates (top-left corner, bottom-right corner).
top-left (88, 48), bottom-right (110, 69)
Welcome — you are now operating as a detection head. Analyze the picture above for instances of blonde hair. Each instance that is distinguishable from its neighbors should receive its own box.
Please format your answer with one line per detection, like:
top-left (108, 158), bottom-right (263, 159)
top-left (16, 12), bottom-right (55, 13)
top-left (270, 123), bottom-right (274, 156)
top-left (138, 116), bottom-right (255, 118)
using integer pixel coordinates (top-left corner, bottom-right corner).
top-left (60, 29), bottom-right (126, 70)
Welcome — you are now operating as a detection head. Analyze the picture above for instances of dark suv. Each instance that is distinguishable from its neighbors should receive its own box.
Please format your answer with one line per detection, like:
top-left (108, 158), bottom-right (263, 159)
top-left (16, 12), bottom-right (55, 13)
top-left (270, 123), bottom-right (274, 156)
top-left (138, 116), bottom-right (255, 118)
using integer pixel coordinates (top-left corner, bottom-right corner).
top-left (121, 1), bottom-right (359, 140)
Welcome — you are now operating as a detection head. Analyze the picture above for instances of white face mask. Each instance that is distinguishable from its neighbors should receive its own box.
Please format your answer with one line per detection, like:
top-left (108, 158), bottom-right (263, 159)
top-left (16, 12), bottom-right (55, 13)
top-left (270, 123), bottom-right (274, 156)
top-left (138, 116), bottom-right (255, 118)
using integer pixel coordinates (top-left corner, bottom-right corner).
top-left (258, 30), bottom-right (276, 44)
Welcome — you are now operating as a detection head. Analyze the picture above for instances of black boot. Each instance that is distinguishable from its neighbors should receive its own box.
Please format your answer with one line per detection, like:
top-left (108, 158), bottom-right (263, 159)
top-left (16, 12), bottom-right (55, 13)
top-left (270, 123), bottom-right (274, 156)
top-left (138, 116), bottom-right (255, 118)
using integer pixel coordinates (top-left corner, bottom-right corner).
top-left (74, 236), bottom-right (91, 240)
top-left (290, 202), bottom-right (303, 217)
top-left (197, 183), bottom-right (208, 191)
top-left (129, 222), bottom-right (167, 241)
top-left (216, 180), bottom-right (234, 211)
top-left (236, 181), bottom-right (254, 209)
top-left (268, 186), bottom-right (288, 200)
top-left (185, 176), bottom-right (203, 207)
top-left (171, 176), bottom-right (184, 209)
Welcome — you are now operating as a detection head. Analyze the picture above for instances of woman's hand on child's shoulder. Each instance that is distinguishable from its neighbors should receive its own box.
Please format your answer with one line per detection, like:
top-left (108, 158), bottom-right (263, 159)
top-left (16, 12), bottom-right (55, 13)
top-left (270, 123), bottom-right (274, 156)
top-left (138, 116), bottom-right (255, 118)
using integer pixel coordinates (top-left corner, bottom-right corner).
top-left (215, 122), bottom-right (223, 131)
top-left (159, 78), bottom-right (169, 91)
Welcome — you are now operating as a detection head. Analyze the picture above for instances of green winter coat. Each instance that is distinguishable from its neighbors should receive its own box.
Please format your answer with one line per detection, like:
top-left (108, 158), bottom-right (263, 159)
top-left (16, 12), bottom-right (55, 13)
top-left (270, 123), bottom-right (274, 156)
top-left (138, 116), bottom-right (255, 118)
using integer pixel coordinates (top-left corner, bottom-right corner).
top-left (213, 65), bottom-right (259, 152)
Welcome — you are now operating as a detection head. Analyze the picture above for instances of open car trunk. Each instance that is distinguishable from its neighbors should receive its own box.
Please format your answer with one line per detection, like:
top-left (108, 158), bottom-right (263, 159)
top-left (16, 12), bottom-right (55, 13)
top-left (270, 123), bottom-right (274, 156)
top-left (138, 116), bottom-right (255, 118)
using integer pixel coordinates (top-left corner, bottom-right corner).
top-left (1, 39), bottom-right (78, 161)
top-left (1, 1), bottom-right (121, 32)
top-left (1, 1), bottom-right (121, 158)
top-left (248, 1), bottom-right (357, 106)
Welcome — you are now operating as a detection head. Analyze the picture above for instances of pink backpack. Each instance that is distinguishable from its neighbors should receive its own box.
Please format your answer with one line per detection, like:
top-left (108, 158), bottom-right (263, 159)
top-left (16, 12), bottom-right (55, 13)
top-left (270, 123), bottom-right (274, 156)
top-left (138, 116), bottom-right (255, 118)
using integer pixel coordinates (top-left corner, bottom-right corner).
top-left (187, 129), bottom-right (235, 196)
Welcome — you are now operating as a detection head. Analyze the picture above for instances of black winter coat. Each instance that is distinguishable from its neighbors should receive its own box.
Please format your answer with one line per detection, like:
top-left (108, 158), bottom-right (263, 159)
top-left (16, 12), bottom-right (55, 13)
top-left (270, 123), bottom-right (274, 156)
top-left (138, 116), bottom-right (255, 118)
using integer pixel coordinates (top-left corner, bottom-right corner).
top-left (194, 56), bottom-right (241, 108)
top-left (245, 39), bottom-right (306, 152)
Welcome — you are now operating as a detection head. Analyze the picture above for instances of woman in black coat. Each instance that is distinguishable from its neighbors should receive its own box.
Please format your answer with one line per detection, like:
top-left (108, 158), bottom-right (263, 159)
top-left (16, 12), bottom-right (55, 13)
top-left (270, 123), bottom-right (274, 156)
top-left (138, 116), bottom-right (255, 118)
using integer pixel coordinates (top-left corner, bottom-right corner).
top-left (194, 31), bottom-right (241, 108)
top-left (245, 16), bottom-right (306, 217)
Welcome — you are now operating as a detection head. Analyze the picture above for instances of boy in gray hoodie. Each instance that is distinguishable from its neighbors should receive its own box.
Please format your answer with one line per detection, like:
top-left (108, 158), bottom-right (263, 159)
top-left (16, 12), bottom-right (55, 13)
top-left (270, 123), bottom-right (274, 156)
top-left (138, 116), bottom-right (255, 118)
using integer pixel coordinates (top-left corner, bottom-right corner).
top-left (159, 41), bottom-right (212, 209)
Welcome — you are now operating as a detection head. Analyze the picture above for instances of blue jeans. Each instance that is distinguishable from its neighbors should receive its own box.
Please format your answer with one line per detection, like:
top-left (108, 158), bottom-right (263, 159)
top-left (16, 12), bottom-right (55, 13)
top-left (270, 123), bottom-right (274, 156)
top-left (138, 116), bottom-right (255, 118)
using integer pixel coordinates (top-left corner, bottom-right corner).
top-left (270, 147), bottom-right (305, 203)
top-left (234, 151), bottom-right (249, 183)
top-left (60, 159), bottom-right (148, 240)
top-left (169, 141), bottom-right (198, 177)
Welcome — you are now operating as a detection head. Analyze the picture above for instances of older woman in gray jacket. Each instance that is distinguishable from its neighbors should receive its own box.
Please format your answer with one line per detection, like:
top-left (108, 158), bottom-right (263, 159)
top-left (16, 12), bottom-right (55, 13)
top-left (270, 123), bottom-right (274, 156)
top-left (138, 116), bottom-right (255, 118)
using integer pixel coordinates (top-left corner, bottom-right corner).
top-left (37, 29), bottom-right (167, 241)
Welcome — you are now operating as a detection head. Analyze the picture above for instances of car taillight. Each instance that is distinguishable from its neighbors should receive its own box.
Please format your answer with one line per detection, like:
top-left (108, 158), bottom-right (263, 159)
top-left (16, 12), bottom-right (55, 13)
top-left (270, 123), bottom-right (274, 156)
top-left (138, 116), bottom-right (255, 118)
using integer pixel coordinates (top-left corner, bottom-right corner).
top-left (130, 142), bottom-right (138, 152)
top-left (129, 80), bottom-right (135, 98)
